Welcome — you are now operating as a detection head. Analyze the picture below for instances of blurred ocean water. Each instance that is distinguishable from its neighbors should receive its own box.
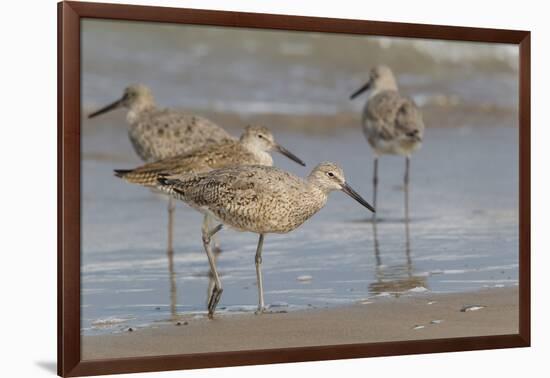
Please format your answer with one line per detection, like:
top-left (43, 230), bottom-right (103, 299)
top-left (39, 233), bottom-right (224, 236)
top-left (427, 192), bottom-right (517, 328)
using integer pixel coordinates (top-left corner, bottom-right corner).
top-left (82, 19), bottom-right (518, 117)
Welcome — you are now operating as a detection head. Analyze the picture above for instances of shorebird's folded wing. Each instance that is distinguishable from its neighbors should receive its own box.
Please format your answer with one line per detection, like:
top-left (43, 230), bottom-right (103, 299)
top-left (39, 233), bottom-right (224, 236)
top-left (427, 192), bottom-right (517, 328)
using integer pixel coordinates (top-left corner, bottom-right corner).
top-left (129, 109), bottom-right (236, 161)
top-left (394, 98), bottom-right (424, 136)
top-left (364, 91), bottom-right (402, 139)
top-left (113, 142), bottom-right (238, 186)
top-left (364, 91), bottom-right (423, 139)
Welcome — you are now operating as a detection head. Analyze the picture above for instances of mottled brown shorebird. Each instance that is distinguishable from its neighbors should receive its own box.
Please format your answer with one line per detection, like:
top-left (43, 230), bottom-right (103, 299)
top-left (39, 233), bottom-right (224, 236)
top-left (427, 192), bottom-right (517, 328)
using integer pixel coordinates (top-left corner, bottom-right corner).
top-left (114, 125), bottom-right (305, 186)
top-left (114, 125), bottom-right (305, 246)
top-left (350, 66), bottom-right (424, 219)
top-left (157, 163), bottom-right (374, 318)
top-left (88, 84), bottom-right (234, 254)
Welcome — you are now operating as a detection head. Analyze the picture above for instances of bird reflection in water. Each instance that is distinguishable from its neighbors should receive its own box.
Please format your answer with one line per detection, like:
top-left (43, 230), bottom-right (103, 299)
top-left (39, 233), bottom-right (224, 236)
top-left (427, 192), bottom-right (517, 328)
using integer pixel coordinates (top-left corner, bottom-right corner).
top-left (368, 191), bottom-right (426, 296)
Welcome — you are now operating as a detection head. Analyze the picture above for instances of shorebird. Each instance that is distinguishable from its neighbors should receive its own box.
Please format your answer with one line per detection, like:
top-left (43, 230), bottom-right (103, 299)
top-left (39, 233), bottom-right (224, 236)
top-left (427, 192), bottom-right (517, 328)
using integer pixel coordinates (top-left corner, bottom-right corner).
top-left (157, 162), bottom-right (375, 318)
top-left (350, 66), bottom-right (424, 219)
top-left (114, 125), bottom-right (306, 246)
top-left (113, 125), bottom-right (305, 186)
top-left (88, 84), bottom-right (234, 254)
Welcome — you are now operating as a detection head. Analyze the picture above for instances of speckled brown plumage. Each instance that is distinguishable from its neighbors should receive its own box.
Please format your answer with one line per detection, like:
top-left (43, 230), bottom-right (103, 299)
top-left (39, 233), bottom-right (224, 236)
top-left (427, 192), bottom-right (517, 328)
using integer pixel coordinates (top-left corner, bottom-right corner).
top-left (157, 163), bottom-right (356, 234)
top-left (156, 163), bottom-right (373, 317)
top-left (115, 126), bottom-right (298, 186)
top-left (128, 109), bottom-right (234, 162)
top-left (89, 84), bottom-right (234, 162)
top-left (362, 91), bottom-right (424, 156)
top-left (354, 66), bottom-right (424, 156)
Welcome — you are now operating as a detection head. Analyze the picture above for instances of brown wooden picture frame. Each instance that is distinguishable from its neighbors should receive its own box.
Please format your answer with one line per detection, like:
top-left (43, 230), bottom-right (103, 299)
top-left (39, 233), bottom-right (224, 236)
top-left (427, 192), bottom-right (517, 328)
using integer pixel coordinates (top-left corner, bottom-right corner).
top-left (58, 1), bottom-right (531, 376)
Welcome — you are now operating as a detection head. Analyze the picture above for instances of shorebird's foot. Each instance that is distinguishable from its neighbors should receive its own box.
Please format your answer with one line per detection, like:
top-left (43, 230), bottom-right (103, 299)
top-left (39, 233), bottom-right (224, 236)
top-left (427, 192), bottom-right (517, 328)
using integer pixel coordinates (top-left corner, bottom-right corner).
top-left (254, 306), bottom-right (265, 315)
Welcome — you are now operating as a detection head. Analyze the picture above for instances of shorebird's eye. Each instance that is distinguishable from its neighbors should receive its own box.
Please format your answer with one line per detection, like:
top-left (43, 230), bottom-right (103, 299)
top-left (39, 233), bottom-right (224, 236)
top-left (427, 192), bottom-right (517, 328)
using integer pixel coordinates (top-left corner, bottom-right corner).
top-left (257, 134), bottom-right (263, 139)
top-left (327, 172), bottom-right (334, 177)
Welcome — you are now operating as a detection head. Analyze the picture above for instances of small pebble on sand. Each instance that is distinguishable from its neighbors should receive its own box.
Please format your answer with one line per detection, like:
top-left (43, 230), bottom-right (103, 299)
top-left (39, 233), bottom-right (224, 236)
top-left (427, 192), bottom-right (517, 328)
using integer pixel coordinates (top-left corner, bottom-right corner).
top-left (413, 325), bottom-right (425, 330)
top-left (460, 305), bottom-right (486, 312)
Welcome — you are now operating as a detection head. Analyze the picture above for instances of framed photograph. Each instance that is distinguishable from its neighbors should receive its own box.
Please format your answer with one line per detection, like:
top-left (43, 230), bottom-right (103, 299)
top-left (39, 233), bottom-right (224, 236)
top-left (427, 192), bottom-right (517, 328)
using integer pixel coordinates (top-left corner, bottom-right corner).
top-left (58, 1), bottom-right (530, 376)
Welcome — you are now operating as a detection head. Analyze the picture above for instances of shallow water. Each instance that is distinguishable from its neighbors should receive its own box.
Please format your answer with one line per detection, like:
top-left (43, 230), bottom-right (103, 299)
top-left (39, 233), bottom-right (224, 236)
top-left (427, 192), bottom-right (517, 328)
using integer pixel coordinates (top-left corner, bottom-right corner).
top-left (81, 125), bottom-right (518, 335)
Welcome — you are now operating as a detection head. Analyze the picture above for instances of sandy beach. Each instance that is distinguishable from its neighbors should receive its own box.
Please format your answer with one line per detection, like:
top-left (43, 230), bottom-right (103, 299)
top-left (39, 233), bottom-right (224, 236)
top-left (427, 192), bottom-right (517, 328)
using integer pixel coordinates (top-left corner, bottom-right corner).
top-left (82, 287), bottom-right (517, 360)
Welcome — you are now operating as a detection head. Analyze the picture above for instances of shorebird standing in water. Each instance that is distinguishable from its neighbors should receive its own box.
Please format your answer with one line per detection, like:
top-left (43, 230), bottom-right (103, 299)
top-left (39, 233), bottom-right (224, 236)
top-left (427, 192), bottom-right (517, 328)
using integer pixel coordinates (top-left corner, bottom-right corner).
top-left (114, 125), bottom-right (306, 243)
top-left (88, 84), bottom-right (234, 255)
top-left (157, 163), bottom-right (374, 318)
top-left (350, 66), bottom-right (424, 219)
top-left (114, 125), bottom-right (305, 305)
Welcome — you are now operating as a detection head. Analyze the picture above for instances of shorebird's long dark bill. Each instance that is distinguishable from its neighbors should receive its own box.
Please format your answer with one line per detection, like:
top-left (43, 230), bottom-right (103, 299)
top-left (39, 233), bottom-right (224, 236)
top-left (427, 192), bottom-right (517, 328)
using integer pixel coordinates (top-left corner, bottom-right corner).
top-left (88, 97), bottom-right (124, 119)
top-left (341, 182), bottom-right (375, 212)
top-left (275, 144), bottom-right (306, 166)
top-left (350, 80), bottom-right (372, 100)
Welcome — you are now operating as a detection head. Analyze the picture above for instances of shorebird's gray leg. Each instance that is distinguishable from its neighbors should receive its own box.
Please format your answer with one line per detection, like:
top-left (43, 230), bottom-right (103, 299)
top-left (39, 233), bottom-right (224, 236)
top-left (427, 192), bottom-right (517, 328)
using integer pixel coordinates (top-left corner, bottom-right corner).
top-left (372, 218), bottom-right (381, 266)
top-left (202, 223), bottom-right (224, 318)
top-left (201, 215), bottom-right (216, 251)
top-left (372, 157), bottom-right (379, 219)
top-left (202, 215), bottom-right (215, 304)
top-left (404, 156), bottom-right (410, 221)
top-left (372, 219), bottom-right (383, 286)
top-left (166, 197), bottom-right (177, 319)
top-left (404, 157), bottom-right (412, 278)
top-left (254, 234), bottom-right (266, 314)
top-left (167, 197), bottom-right (176, 254)
top-left (404, 214), bottom-right (412, 276)
top-left (202, 215), bottom-right (222, 306)
top-left (207, 214), bottom-right (222, 253)
top-left (167, 246), bottom-right (178, 320)
top-left (206, 273), bottom-right (215, 308)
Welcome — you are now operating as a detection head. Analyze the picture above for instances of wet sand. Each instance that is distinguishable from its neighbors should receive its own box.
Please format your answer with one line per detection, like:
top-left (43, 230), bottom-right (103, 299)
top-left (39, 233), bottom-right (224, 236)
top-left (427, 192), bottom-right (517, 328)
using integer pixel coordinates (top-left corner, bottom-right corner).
top-left (82, 104), bottom-right (518, 137)
top-left (197, 105), bottom-right (518, 133)
top-left (82, 287), bottom-right (518, 360)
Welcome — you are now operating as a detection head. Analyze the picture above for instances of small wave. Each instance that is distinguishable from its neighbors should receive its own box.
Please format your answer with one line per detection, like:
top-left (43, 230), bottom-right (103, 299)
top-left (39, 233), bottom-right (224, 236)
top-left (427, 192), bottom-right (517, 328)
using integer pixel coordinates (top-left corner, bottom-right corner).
top-left (376, 37), bottom-right (518, 70)
top-left (91, 316), bottom-right (135, 327)
top-left (210, 99), bottom-right (340, 116)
